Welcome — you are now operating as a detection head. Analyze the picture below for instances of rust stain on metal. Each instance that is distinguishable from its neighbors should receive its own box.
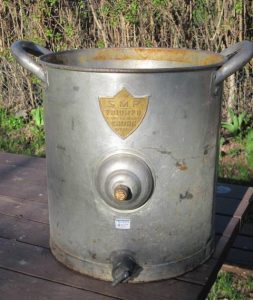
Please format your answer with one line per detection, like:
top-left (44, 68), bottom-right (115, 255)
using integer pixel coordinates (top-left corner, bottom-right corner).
top-left (91, 48), bottom-right (223, 66)
top-left (176, 161), bottom-right (188, 171)
top-left (99, 88), bottom-right (148, 139)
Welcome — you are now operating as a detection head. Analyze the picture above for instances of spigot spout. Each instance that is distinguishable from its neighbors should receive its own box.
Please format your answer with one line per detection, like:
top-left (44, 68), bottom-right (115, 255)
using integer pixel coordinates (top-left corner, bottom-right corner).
top-left (111, 252), bottom-right (142, 286)
top-left (112, 269), bottom-right (130, 287)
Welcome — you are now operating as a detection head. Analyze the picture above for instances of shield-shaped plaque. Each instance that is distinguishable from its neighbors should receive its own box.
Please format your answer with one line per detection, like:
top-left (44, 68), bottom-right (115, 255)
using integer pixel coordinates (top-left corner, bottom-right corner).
top-left (99, 88), bottom-right (149, 139)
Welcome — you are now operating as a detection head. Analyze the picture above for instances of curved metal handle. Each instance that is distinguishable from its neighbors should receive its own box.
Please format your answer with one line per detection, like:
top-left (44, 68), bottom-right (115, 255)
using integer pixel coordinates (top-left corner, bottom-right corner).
top-left (214, 41), bottom-right (253, 86)
top-left (11, 40), bottom-right (52, 83)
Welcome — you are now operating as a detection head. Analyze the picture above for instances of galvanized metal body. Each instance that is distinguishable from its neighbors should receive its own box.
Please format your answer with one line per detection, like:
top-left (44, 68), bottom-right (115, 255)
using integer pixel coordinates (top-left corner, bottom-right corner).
top-left (44, 64), bottom-right (221, 281)
top-left (11, 42), bottom-right (253, 282)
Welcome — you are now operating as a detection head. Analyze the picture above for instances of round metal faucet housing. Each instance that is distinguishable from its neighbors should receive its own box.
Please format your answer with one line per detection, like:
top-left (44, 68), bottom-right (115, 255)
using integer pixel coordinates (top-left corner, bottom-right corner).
top-left (96, 153), bottom-right (154, 210)
top-left (11, 40), bottom-right (253, 282)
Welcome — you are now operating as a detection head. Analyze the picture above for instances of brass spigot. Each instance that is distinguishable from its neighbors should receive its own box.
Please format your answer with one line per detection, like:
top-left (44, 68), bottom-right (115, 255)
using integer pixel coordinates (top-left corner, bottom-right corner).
top-left (113, 185), bottom-right (131, 201)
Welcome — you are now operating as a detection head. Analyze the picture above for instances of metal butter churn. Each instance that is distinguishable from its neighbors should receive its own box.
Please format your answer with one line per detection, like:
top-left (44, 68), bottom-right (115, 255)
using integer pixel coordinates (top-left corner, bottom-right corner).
top-left (12, 40), bottom-right (253, 284)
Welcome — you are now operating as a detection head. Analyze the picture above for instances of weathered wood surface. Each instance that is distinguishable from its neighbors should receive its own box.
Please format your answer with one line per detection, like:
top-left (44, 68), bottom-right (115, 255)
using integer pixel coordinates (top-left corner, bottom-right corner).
top-left (0, 151), bottom-right (252, 300)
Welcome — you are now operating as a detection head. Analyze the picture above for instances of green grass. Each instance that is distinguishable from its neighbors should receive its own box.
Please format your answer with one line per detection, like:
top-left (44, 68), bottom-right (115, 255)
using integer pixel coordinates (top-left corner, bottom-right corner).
top-left (219, 109), bottom-right (253, 185)
top-left (218, 161), bottom-right (251, 184)
top-left (208, 271), bottom-right (253, 299)
top-left (0, 107), bottom-right (45, 156)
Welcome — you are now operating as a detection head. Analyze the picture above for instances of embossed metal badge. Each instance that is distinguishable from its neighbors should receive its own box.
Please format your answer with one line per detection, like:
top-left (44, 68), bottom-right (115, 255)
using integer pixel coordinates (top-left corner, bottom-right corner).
top-left (99, 88), bottom-right (148, 139)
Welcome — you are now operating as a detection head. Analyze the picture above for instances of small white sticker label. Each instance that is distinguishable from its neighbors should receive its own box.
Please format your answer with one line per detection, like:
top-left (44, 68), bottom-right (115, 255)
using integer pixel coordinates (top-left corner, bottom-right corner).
top-left (115, 219), bottom-right (131, 229)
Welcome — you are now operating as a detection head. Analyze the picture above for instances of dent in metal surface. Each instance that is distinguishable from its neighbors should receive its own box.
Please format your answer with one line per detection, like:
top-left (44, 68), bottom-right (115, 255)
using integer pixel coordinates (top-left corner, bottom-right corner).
top-left (179, 191), bottom-right (194, 200)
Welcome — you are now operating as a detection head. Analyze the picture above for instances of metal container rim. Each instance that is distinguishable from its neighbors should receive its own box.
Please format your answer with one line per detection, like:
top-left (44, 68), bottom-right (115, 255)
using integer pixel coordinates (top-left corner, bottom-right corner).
top-left (39, 47), bottom-right (225, 73)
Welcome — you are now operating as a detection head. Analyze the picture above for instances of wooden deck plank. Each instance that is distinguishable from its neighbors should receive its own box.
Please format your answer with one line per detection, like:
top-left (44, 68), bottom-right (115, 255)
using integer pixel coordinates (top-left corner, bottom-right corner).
top-left (216, 183), bottom-right (249, 200)
top-left (178, 258), bottom-right (219, 286)
top-left (215, 215), bottom-right (231, 235)
top-left (0, 213), bottom-right (49, 248)
top-left (233, 187), bottom-right (253, 221)
top-left (0, 268), bottom-right (119, 300)
top-left (0, 151), bottom-right (46, 170)
top-left (0, 195), bottom-right (48, 224)
top-left (222, 264), bottom-right (253, 276)
top-left (0, 163), bottom-right (47, 202)
top-left (216, 196), bottom-right (242, 216)
top-left (233, 235), bottom-right (253, 251)
top-left (221, 218), bottom-right (240, 239)
top-left (225, 248), bottom-right (253, 269)
top-left (178, 213), bottom-right (244, 298)
top-left (240, 223), bottom-right (253, 237)
top-left (0, 152), bottom-right (47, 203)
